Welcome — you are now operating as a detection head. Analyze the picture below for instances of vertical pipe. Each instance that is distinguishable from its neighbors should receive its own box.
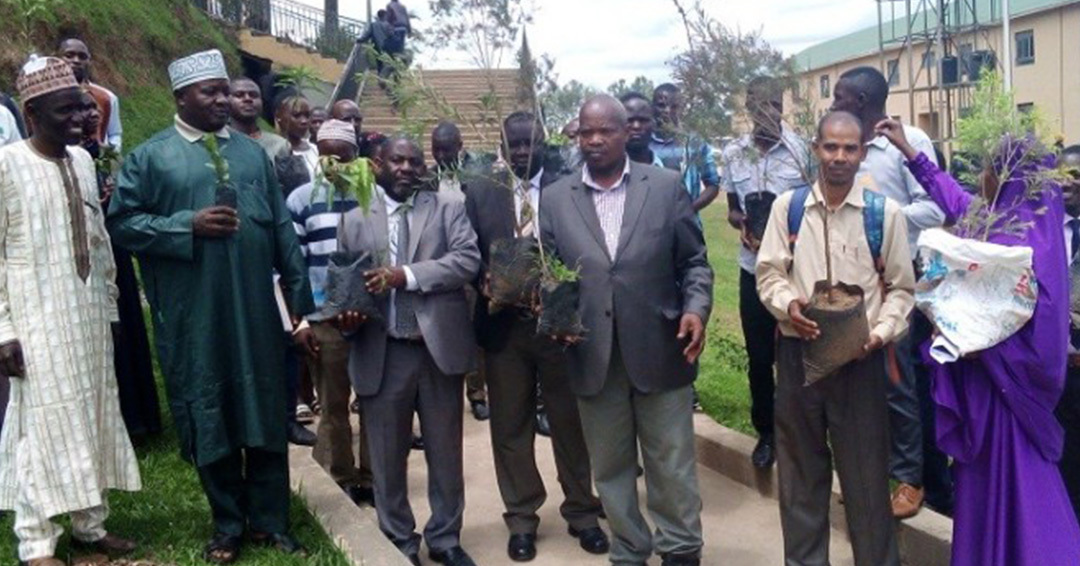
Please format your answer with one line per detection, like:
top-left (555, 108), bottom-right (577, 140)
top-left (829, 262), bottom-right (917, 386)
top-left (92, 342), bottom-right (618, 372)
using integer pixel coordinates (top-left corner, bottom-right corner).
top-left (1002, 0), bottom-right (1013, 89)
top-left (907, 0), bottom-right (916, 124)
top-left (879, 0), bottom-right (887, 72)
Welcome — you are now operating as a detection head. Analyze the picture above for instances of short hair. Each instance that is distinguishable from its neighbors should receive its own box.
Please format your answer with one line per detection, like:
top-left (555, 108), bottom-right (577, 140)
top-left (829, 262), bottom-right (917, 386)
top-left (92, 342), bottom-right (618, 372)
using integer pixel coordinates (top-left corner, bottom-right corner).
top-left (377, 134), bottom-right (420, 159)
top-left (619, 91), bottom-right (650, 105)
top-left (57, 37), bottom-right (87, 51)
top-left (377, 9), bottom-right (387, 17)
top-left (503, 111), bottom-right (540, 132)
top-left (1063, 144), bottom-right (1080, 158)
top-left (432, 121), bottom-right (461, 140)
top-left (839, 66), bottom-right (889, 110)
top-left (231, 76), bottom-right (260, 90)
top-left (816, 110), bottom-right (864, 140)
top-left (653, 83), bottom-right (679, 98)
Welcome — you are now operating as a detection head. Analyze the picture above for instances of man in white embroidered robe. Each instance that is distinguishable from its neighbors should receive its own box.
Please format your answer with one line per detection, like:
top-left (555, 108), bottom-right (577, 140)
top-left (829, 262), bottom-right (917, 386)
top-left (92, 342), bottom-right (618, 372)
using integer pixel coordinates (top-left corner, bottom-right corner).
top-left (0, 57), bottom-right (140, 566)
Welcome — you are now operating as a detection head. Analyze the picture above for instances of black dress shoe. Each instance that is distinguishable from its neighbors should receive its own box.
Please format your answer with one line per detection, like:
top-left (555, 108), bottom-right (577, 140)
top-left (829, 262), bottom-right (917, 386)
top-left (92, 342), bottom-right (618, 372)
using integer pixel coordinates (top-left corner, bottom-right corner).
top-left (535, 412), bottom-right (551, 437)
top-left (507, 533), bottom-right (537, 562)
top-left (752, 435), bottom-right (775, 469)
top-left (471, 400), bottom-right (491, 421)
top-left (406, 552), bottom-right (421, 566)
top-left (568, 526), bottom-right (610, 554)
top-left (430, 545), bottom-right (478, 566)
top-left (344, 484), bottom-right (376, 507)
top-left (661, 551), bottom-right (701, 566)
top-left (288, 422), bottom-right (317, 446)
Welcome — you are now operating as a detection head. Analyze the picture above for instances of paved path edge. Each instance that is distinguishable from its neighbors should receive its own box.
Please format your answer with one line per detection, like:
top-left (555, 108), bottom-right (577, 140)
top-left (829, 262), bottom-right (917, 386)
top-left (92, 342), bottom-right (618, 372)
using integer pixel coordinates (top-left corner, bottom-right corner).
top-left (692, 414), bottom-right (953, 566)
top-left (289, 444), bottom-right (414, 566)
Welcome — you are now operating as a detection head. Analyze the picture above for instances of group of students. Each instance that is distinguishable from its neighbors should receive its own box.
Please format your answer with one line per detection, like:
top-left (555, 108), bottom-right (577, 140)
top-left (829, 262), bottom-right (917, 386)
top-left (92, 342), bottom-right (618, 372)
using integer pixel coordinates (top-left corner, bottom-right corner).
top-left (0, 34), bottom-right (1078, 566)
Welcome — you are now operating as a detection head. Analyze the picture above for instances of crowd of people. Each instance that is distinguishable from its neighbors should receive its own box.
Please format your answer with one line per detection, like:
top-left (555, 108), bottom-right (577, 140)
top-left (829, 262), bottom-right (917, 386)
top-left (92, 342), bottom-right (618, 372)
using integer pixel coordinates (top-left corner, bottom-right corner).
top-left (0, 21), bottom-right (1078, 566)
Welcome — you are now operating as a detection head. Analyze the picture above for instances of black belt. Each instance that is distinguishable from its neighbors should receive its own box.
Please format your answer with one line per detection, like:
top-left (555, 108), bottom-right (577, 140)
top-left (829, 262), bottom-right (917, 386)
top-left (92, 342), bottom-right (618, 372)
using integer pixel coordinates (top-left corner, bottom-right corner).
top-left (388, 336), bottom-right (425, 345)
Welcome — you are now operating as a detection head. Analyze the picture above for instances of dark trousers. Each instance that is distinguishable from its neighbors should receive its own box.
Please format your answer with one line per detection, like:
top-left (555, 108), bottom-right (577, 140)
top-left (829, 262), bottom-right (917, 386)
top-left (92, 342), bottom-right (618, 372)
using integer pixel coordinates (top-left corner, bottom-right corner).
top-left (739, 269), bottom-right (776, 438)
top-left (1058, 365), bottom-right (1080, 523)
top-left (196, 448), bottom-right (291, 537)
top-left (913, 312), bottom-right (954, 514)
top-left (362, 340), bottom-right (465, 556)
top-left (776, 338), bottom-right (899, 566)
top-left (486, 317), bottom-right (603, 535)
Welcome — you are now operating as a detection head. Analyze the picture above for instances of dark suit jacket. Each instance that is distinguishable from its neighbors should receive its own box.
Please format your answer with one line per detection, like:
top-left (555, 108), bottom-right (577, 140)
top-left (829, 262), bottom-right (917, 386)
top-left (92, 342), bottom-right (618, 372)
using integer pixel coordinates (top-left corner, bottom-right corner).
top-left (464, 168), bottom-right (562, 352)
top-left (539, 161), bottom-right (713, 396)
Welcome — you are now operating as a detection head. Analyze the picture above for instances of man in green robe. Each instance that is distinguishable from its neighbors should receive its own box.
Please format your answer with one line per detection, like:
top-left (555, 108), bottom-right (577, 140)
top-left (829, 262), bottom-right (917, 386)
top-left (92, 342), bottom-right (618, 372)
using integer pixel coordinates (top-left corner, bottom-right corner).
top-left (107, 49), bottom-right (316, 563)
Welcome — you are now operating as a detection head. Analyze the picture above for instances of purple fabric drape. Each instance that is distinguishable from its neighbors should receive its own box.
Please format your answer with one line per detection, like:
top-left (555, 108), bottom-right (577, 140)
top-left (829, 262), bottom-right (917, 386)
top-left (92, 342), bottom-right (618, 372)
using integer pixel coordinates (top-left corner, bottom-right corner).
top-left (907, 150), bottom-right (1080, 566)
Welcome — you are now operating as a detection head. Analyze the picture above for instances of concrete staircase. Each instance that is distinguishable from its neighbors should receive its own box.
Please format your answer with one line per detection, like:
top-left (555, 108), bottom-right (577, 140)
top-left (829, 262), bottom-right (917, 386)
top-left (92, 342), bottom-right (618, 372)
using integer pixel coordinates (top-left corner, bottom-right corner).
top-left (359, 68), bottom-right (522, 154)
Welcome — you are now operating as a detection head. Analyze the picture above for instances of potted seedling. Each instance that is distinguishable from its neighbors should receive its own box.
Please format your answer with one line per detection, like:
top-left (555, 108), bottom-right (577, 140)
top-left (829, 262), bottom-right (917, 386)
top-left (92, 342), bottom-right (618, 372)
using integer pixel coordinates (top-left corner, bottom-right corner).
top-left (203, 133), bottom-right (236, 209)
top-left (535, 252), bottom-right (585, 339)
top-left (800, 202), bottom-right (871, 383)
top-left (307, 154), bottom-right (385, 324)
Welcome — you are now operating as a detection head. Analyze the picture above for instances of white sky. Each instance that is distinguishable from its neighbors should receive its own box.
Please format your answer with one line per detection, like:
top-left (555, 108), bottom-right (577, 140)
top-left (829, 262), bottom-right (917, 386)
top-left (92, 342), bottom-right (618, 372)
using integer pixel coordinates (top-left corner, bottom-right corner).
top-left (300, 0), bottom-right (879, 88)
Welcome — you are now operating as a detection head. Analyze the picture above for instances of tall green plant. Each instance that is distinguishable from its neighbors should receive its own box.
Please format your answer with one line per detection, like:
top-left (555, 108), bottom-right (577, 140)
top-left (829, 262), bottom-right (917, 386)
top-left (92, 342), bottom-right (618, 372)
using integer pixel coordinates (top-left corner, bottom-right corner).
top-left (952, 72), bottom-right (1065, 241)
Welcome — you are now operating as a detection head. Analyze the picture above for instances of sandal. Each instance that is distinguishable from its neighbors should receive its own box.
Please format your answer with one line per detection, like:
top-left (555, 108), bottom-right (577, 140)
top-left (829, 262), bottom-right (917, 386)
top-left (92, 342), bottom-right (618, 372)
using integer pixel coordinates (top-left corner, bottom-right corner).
top-left (249, 531), bottom-right (307, 556)
top-left (72, 533), bottom-right (137, 557)
top-left (203, 532), bottom-right (242, 564)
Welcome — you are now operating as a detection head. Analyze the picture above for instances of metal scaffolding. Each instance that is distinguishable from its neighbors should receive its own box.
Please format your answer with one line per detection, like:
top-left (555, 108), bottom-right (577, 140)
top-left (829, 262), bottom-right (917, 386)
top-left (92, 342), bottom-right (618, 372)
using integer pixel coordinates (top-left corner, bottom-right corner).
top-left (876, 0), bottom-right (1001, 151)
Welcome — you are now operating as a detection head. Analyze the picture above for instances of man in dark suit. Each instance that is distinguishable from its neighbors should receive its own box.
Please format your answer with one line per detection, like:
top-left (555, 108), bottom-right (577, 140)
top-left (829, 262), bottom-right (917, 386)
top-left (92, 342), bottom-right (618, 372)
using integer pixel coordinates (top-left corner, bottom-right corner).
top-left (465, 111), bottom-right (608, 562)
top-left (338, 136), bottom-right (481, 566)
top-left (539, 95), bottom-right (713, 566)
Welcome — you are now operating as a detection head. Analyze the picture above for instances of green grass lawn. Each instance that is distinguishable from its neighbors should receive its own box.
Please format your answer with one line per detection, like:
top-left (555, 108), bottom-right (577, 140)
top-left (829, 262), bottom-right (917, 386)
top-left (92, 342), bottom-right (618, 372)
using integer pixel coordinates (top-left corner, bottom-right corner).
top-left (696, 201), bottom-right (757, 436)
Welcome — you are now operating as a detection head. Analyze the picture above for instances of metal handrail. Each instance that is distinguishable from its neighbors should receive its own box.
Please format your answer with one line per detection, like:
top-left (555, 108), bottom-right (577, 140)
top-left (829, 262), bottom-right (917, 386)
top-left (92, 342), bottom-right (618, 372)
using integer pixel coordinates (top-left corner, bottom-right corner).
top-left (192, 0), bottom-right (366, 61)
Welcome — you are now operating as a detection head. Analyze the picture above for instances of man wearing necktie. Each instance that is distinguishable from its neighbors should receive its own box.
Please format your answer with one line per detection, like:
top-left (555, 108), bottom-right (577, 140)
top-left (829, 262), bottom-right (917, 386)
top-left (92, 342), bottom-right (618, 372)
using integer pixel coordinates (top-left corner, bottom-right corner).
top-left (337, 136), bottom-right (481, 566)
top-left (1058, 145), bottom-right (1080, 522)
top-left (464, 112), bottom-right (607, 562)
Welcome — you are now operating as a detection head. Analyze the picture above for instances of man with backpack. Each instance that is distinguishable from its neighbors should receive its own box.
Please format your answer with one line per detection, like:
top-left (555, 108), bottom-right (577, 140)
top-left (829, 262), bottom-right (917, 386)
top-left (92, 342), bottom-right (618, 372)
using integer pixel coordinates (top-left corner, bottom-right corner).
top-left (756, 110), bottom-right (914, 566)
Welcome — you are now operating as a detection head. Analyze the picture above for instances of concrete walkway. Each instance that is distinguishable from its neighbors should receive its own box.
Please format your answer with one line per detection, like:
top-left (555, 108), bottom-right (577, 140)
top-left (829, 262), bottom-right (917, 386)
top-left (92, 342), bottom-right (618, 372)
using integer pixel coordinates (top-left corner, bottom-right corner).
top-left (392, 412), bottom-right (856, 566)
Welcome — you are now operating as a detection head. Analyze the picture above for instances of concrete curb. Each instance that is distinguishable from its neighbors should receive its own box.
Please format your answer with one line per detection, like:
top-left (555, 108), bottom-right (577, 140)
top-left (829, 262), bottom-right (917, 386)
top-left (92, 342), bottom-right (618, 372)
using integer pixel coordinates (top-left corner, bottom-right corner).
top-left (693, 414), bottom-right (953, 566)
top-left (289, 444), bottom-right (413, 566)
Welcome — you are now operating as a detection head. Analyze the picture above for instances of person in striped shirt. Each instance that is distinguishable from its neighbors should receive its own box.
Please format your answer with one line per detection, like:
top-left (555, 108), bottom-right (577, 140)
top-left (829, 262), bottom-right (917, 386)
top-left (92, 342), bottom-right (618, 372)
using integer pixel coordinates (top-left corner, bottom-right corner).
top-left (286, 119), bottom-right (375, 507)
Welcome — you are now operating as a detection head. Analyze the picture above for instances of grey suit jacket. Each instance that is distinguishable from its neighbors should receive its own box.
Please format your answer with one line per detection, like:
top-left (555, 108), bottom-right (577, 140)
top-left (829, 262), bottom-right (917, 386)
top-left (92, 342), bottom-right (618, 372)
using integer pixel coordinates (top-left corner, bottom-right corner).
top-left (539, 161), bottom-right (713, 397)
top-left (339, 189), bottom-right (481, 396)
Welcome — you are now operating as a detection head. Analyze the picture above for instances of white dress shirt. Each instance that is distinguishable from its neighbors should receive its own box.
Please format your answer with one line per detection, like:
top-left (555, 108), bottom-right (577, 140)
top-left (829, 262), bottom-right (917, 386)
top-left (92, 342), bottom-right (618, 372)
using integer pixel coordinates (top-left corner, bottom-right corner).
top-left (513, 168), bottom-right (543, 237)
top-left (1065, 215), bottom-right (1080, 266)
top-left (582, 158), bottom-right (632, 259)
top-left (859, 124), bottom-right (944, 253)
top-left (382, 186), bottom-right (420, 335)
top-left (0, 106), bottom-right (19, 147)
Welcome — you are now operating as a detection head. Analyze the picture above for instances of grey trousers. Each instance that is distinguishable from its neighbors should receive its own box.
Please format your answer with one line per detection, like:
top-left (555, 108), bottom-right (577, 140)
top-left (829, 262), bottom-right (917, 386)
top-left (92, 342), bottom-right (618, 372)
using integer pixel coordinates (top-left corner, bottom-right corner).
top-left (577, 349), bottom-right (703, 565)
top-left (888, 327), bottom-right (924, 486)
top-left (486, 317), bottom-right (603, 535)
top-left (776, 338), bottom-right (899, 566)
top-left (362, 340), bottom-right (465, 555)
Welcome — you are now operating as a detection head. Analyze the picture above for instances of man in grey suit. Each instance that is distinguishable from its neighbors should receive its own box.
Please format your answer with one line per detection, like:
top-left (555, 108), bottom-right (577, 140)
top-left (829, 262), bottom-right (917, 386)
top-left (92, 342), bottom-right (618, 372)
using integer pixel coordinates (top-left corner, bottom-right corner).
top-left (337, 136), bottom-right (482, 566)
top-left (539, 95), bottom-right (714, 566)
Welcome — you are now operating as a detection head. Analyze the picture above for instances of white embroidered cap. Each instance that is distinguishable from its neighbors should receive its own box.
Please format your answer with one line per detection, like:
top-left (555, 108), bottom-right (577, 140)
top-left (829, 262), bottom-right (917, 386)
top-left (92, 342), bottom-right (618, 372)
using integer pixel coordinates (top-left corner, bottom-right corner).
top-left (317, 119), bottom-right (358, 147)
top-left (168, 49), bottom-right (229, 92)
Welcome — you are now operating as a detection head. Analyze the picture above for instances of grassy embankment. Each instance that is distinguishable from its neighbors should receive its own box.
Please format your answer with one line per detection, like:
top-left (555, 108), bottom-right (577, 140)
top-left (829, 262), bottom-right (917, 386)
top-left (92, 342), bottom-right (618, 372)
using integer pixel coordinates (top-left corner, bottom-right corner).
top-left (0, 1), bottom-right (348, 564)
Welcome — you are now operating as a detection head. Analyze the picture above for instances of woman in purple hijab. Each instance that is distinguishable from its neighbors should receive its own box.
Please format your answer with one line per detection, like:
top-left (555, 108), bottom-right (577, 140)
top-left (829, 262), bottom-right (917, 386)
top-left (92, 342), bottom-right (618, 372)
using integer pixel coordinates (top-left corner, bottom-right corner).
top-left (876, 119), bottom-right (1080, 565)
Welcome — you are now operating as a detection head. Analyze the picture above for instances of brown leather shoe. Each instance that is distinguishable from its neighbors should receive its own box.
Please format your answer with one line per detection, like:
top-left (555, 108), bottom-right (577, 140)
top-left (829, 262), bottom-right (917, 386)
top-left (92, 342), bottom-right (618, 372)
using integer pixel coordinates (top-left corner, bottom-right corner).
top-left (73, 533), bottom-right (137, 557)
top-left (891, 483), bottom-right (925, 519)
top-left (25, 558), bottom-right (66, 566)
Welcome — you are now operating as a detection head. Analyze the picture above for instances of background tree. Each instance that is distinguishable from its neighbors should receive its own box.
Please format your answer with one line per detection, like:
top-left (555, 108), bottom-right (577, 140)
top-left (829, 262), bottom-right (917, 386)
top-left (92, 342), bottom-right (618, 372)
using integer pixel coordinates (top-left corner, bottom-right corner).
top-left (607, 76), bottom-right (656, 98)
top-left (668, 0), bottom-right (796, 139)
top-left (539, 79), bottom-right (597, 132)
top-left (425, 0), bottom-right (534, 71)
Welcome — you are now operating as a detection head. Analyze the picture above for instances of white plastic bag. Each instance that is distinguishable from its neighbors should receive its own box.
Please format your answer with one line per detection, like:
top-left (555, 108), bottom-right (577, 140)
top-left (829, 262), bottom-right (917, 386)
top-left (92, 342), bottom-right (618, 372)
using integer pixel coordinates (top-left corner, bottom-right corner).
top-left (915, 228), bottom-right (1037, 363)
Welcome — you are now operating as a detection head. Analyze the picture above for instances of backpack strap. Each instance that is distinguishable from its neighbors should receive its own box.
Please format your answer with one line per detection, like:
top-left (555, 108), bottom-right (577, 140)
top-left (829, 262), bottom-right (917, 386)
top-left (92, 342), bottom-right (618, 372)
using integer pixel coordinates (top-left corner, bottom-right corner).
top-left (786, 184), bottom-right (812, 253)
top-left (862, 189), bottom-right (886, 273)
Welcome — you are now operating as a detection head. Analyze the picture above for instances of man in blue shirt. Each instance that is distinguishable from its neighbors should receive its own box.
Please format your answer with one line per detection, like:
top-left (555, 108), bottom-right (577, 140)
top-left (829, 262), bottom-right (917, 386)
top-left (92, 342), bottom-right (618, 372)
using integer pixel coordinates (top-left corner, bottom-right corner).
top-left (650, 83), bottom-right (721, 214)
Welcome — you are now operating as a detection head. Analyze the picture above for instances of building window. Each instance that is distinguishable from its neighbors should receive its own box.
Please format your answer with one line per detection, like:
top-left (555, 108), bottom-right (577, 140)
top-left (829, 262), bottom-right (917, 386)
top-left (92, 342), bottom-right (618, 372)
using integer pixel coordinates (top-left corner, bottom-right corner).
top-left (959, 43), bottom-right (974, 78)
top-left (820, 75), bottom-right (830, 98)
top-left (1016, 30), bottom-right (1035, 65)
top-left (887, 59), bottom-right (900, 86)
top-left (1018, 102), bottom-right (1035, 114)
top-left (921, 50), bottom-right (936, 70)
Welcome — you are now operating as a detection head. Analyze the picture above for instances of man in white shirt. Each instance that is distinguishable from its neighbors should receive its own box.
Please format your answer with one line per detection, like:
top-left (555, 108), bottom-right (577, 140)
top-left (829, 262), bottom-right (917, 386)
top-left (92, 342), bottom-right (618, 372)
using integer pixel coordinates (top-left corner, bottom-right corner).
top-left (0, 105), bottom-right (19, 147)
top-left (1058, 144), bottom-right (1080, 522)
top-left (464, 112), bottom-right (607, 562)
top-left (831, 66), bottom-right (946, 519)
top-left (721, 76), bottom-right (812, 470)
